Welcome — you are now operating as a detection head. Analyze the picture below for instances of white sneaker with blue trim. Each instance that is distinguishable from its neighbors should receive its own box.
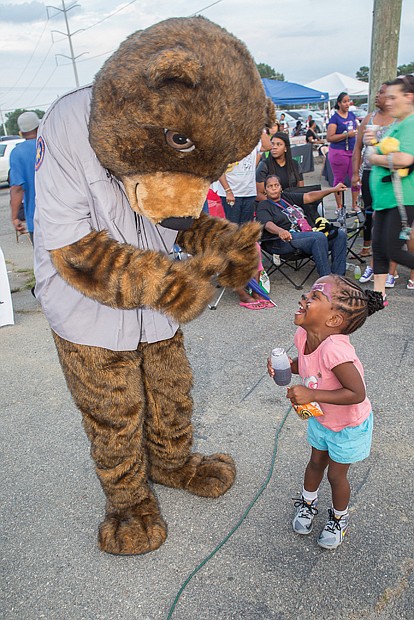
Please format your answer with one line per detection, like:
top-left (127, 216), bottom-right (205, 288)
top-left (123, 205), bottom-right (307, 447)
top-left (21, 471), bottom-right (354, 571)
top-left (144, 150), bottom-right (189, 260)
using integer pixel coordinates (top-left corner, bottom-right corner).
top-left (359, 266), bottom-right (373, 283)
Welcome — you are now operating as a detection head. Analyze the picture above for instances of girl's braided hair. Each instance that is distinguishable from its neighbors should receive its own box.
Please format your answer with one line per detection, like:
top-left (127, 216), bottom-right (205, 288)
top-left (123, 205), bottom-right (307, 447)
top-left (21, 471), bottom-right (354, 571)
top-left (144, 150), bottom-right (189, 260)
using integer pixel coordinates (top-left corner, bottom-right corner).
top-left (331, 276), bottom-right (384, 335)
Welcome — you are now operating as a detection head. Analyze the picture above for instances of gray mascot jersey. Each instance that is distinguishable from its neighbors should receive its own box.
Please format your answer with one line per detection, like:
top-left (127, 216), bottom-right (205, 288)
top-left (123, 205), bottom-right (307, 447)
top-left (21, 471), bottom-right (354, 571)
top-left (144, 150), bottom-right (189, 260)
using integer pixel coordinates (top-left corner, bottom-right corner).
top-left (34, 86), bottom-right (179, 351)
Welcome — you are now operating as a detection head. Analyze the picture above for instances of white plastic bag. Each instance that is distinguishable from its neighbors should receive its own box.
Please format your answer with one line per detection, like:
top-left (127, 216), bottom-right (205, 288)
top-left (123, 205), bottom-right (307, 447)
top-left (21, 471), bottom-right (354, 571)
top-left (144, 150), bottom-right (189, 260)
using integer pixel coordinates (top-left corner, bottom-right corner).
top-left (0, 247), bottom-right (14, 327)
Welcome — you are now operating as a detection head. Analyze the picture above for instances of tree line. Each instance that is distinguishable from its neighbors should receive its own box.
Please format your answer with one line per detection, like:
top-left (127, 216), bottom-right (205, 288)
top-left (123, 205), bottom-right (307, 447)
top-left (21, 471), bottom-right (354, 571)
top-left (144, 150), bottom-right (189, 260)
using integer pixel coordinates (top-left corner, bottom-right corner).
top-left (356, 61), bottom-right (414, 82)
top-left (1, 108), bottom-right (45, 137)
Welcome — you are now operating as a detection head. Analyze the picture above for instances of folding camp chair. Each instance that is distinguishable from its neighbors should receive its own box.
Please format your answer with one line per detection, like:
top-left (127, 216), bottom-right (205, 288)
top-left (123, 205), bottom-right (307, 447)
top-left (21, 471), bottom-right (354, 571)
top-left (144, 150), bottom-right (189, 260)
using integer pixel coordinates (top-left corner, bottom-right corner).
top-left (332, 195), bottom-right (366, 264)
top-left (260, 238), bottom-right (317, 291)
top-left (256, 185), bottom-right (324, 291)
top-left (292, 184), bottom-right (367, 265)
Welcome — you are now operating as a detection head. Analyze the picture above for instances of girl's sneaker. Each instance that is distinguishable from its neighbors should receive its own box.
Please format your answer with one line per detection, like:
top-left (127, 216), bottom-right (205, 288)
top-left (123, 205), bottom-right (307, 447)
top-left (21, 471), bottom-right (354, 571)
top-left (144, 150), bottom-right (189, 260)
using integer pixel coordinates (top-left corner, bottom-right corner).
top-left (317, 509), bottom-right (349, 550)
top-left (407, 279), bottom-right (414, 290)
top-left (359, 266), bottom-right (373, 283)
top-left (292, 496), bottom-right (318, 535)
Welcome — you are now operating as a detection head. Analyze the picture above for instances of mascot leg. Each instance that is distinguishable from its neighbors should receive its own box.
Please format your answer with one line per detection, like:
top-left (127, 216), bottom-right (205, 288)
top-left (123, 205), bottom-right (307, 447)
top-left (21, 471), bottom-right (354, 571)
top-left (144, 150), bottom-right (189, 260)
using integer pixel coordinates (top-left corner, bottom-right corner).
top-left (52, 332), bottom-right (167, 555)
top-left (142, 330), bottom-right (236, 497)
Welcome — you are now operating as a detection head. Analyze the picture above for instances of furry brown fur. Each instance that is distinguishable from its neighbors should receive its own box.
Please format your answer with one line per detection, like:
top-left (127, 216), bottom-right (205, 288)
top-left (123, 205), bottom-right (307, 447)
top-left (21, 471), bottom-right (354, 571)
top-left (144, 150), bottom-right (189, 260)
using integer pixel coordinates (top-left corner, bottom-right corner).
top-left (89, 16), bottom-right (273, 222)
top-left (53, 329), bottom-right (236, 554)
top-left (43, 17), bottom-right (270, 554)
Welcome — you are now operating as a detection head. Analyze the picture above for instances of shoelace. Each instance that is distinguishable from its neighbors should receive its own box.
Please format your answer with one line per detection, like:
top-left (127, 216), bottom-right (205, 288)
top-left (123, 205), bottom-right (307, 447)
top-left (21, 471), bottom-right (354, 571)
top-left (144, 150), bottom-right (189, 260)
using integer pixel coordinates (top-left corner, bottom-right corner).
top-left (324, 509), bottom-right (345, 533)
top-left (292, 497), bottom-right (318, 519)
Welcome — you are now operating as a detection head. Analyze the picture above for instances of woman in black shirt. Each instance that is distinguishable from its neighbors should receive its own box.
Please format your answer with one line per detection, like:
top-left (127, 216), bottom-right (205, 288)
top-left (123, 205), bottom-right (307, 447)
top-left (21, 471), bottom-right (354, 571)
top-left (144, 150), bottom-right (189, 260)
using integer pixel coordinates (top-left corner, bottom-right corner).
top-left (256, 132), bottom-right (304, 202)
top-left (256, 175), bottom-right (347, 276)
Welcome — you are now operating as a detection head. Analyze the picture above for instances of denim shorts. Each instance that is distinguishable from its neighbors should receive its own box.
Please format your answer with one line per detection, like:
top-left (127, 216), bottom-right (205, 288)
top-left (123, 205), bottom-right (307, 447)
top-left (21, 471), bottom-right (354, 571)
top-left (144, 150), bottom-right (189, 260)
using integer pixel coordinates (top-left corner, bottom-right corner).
top-left (307, 412), bottom-right (373, 464)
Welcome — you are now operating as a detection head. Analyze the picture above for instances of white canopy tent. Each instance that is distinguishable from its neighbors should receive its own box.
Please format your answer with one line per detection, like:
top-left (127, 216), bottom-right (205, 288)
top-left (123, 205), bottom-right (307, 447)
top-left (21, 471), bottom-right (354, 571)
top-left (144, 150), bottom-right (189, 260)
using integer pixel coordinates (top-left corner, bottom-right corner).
top-left (305, 72), bottom-right (369, 100)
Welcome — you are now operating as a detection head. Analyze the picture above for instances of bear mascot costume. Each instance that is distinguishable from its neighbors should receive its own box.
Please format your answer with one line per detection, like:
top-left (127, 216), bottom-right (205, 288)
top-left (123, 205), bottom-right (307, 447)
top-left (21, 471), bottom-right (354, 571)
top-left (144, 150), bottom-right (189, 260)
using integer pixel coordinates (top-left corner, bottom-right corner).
top-left (34, 16), bottom-right (273, 555)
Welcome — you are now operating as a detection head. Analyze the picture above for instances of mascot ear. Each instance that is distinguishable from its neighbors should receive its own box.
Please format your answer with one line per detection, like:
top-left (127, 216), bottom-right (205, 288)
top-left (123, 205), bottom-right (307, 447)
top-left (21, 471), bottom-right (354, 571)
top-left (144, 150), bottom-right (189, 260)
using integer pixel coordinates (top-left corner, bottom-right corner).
top-left (146, 48), bottom-right (202, 88)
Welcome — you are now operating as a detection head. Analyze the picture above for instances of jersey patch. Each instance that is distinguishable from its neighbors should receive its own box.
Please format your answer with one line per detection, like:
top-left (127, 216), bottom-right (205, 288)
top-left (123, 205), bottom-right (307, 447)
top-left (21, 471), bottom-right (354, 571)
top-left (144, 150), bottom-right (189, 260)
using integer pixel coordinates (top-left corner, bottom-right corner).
top-left (35, 136), bottom-right (45, 171)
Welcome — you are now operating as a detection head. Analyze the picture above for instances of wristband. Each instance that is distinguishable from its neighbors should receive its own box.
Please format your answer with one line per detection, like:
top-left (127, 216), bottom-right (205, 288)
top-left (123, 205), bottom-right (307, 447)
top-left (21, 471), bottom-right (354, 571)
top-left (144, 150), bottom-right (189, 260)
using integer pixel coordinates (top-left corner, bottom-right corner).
top-left (225, 187), bottom-right (232, 193)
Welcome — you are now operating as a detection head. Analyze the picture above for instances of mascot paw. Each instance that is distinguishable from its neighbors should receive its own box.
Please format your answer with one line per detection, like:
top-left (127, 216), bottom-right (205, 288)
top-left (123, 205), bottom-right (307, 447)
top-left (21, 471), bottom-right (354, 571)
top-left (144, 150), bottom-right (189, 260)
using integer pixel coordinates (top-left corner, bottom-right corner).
top-left (217, 221), bottom-right (262, 289)
top-left (159, 252), bottom-right (227, 324)
top-left (98, 497), bottom-right (167, 555)
top-left (150, 452), bottom-right (236, 498)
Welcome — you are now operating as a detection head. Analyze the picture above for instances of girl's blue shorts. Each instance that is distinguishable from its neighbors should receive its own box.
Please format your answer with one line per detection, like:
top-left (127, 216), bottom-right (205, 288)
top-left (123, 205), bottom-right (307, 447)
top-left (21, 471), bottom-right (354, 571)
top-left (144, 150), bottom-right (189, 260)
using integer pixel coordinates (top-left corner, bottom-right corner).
top-left (307, 412), bottom-right (373, 464)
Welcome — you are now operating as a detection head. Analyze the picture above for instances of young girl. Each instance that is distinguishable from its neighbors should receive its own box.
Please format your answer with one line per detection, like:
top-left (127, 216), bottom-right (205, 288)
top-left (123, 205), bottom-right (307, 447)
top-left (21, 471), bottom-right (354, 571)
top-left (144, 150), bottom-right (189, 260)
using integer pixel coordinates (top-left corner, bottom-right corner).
top-left (268, 275), bottom-right (383, 549)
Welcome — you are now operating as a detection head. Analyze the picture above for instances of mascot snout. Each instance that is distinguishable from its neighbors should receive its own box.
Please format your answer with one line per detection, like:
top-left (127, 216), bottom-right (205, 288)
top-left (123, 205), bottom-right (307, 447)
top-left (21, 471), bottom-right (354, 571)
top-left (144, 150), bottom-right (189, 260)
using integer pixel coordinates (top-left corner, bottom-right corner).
top-left (122, 172), bottom-right (210, 225)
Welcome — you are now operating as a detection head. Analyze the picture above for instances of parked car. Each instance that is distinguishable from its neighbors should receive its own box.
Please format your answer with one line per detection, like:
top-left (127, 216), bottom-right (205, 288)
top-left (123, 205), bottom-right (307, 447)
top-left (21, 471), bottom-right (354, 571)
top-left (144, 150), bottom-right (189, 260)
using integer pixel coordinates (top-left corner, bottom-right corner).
top-left (0, 135), bottom-right (21, 141)
top-left (0, 138), bottom-right (24, 185)
top-left (352, 107), bottom-right (367, 123)
top-left (292, 109), bottom-right (327, 132)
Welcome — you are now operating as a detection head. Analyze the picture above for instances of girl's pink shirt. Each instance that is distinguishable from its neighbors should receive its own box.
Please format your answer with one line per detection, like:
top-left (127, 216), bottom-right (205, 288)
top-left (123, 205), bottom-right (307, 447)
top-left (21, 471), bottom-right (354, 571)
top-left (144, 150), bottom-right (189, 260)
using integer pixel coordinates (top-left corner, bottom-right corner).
top-left (294, 327), bottom-right (372, 431)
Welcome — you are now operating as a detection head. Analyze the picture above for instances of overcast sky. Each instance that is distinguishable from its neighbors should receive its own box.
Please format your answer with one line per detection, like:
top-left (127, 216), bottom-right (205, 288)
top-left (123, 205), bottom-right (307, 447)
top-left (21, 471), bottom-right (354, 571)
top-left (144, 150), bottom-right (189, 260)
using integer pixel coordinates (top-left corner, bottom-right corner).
top-left (0, 0), bottom-right (413, 115)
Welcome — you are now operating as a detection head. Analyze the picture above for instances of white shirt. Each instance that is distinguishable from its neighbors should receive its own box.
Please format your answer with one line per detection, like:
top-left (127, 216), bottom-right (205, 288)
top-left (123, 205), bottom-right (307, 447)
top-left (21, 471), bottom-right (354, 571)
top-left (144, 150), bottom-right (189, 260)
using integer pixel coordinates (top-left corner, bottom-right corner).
top-left (216, 143), bottom-right (261, 197)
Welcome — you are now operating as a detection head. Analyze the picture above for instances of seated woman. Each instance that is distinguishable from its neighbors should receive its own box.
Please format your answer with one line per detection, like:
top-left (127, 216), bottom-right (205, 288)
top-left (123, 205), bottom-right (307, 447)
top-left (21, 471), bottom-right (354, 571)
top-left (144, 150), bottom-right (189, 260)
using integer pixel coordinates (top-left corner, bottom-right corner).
top-left (256, 132), bottom-right (304, 202)
top-left (256, 175), bottom-right (348, 277)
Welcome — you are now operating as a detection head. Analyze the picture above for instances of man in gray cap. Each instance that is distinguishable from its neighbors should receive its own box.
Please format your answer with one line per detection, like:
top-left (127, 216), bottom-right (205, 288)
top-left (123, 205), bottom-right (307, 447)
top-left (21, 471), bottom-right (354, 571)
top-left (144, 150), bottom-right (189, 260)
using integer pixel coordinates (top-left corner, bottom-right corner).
top-left (9, 110), bottom-right (41, 242)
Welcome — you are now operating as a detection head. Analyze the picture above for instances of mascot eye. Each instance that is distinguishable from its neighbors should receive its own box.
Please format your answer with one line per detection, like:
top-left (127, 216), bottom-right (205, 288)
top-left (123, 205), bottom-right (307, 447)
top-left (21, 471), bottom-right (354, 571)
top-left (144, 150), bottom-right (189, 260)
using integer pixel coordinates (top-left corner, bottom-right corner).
top-left (164, 129), bottom-right (195, 152)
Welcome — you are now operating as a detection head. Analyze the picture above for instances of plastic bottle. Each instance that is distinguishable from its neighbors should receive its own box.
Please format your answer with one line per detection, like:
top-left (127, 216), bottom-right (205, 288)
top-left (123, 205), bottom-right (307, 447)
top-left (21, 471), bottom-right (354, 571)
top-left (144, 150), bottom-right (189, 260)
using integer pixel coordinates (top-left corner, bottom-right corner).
top-left (354, 265), bottom-right (361, 280)
top-left (271, 348), bottom-right (292, 386)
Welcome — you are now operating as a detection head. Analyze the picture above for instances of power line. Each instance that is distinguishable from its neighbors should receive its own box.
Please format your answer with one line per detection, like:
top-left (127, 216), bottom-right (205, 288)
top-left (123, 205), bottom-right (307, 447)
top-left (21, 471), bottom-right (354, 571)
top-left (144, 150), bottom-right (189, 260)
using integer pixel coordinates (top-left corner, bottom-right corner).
top-left (6, 43), bottom-right (55, 109)
top-left (76, 0), bottom-right (139, 34)
top-left (60, 48), bottom-right (117, 65)
top-left (26, 66), bottom-right (59, 107)
top-left (49, 0), bottom-right (87, 87)
top-left (1, 17), bottom-right (50, 99)
top-left (190, 0), bottom-right (225, 16)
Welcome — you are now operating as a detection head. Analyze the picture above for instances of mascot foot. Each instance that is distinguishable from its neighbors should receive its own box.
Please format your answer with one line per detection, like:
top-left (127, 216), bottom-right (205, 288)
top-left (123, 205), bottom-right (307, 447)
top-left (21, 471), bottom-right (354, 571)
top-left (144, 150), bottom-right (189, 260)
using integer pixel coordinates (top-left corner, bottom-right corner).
top-left (150, 453), bottom-right (236, 498)
top-left (98, 496), bottom-right (167, 555)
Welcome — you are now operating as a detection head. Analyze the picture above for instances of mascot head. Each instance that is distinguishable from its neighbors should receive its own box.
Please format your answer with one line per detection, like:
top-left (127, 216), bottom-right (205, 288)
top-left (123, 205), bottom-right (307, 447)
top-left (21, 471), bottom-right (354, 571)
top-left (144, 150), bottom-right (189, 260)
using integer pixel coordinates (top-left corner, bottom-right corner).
top-left (89, 16), bottom-right (273, 228)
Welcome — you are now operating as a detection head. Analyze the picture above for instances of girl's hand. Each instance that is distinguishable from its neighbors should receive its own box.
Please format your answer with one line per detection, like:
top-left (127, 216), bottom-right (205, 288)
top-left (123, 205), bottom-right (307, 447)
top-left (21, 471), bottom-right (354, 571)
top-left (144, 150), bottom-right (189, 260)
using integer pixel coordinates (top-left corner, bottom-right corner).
top-left (286, 385), bottom-right (314, 405)
top-left (289, 356), bottom-right (299, 374)
top-left (267, 357), bottom-right (274, 379)
top-left (347, 129), bottom-right (357, 138)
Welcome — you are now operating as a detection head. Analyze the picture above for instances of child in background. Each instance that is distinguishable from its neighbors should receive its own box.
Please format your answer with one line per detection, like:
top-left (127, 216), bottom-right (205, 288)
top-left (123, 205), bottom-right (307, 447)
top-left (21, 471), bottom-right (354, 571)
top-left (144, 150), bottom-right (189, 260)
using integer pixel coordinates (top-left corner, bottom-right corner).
top-left (268, 275), bottom-right (383, 549)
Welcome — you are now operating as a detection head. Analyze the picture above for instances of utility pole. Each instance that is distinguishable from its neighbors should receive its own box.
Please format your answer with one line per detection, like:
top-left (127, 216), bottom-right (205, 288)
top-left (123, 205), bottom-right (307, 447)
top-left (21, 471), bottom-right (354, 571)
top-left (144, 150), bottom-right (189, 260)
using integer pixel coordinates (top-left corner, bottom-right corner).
top-left (368, 0), bottom-right (403, 111)
top-left (47, 1), bottom-right (86, 88)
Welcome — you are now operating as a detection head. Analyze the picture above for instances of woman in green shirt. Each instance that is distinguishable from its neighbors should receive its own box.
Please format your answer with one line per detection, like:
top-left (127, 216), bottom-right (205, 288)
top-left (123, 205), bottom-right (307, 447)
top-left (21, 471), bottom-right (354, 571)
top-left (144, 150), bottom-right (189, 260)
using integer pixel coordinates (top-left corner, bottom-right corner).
top-left (369, 75), bottom-right (414, 301)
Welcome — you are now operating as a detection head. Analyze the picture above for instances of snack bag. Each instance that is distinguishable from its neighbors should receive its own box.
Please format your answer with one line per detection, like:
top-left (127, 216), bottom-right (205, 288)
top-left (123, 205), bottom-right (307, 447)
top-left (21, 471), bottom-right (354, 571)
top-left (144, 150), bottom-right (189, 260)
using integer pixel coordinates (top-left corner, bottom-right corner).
top-left (293, 401), bottom-right (324, 420)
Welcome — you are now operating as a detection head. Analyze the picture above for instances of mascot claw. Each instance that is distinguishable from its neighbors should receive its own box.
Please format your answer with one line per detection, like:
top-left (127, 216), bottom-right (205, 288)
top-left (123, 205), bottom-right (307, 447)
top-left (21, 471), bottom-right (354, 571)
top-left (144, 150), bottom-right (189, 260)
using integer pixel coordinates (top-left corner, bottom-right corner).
top-left (99, 497), bottom-right (168, 556)
top-left (150, 453), bottom-right (236, 498)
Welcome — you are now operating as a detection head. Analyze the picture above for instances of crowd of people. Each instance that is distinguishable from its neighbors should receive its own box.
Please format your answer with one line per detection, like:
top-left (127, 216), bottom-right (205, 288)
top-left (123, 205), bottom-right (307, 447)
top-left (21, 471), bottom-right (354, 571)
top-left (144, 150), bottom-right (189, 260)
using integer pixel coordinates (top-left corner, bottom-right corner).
top-left (208, 74), bottom-right (414, 310)
top-left (6, 74), bottom-right (413, 553)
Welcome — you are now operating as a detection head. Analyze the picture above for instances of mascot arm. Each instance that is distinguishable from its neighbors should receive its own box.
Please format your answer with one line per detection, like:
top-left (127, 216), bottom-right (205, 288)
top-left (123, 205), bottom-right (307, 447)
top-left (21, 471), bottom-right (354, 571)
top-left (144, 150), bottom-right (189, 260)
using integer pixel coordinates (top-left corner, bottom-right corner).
top-left (50, 230), bottom-right (227, 323)
top-left (177, 213), bottom-right (262, 288)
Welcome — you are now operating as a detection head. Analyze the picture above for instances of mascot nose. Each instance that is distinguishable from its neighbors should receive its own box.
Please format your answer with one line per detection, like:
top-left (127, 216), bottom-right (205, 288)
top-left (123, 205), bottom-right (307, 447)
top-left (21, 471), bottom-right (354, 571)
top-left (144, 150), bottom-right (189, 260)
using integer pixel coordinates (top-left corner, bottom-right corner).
top-left (159, 216), bottom-right (195, 231)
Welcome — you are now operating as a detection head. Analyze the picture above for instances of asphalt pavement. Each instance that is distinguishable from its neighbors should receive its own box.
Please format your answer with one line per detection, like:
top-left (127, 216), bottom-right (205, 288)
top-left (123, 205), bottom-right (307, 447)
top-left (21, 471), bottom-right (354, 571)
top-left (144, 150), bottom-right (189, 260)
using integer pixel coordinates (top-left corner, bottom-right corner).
top-left (1, 164), bottom-right (413, 620)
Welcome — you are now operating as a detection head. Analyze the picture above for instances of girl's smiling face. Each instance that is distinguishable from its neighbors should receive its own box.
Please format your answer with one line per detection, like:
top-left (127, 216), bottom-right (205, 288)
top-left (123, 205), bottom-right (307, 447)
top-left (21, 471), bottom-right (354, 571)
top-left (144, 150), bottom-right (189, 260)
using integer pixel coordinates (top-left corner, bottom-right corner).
top-left (294, 277), bottom-right (336, 328)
